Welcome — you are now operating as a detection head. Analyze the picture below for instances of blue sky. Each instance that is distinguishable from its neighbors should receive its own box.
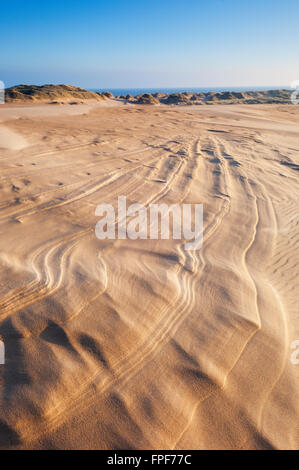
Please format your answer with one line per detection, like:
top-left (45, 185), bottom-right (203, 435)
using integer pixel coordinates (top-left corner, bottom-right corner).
top-left (1, 0), bottom-right (299, 88)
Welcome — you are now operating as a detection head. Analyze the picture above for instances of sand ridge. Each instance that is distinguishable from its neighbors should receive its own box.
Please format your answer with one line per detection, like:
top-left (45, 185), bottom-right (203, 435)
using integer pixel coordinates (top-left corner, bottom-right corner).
top-left (0, 102), bottom-right (298, 449)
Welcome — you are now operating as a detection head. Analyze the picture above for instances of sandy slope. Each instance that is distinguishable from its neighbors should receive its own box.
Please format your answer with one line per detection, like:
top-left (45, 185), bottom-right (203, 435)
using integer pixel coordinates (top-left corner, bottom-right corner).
top-left (0, 101), bottom-right (298, 449)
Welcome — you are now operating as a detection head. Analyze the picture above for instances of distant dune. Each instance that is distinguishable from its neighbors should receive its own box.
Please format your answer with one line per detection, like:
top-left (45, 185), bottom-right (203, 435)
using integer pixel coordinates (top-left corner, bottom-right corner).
top-left (5, 84), bottom-right (106, 103)
top-left (136, 93), bottom-right (160, 105)
top-left (130, 89), bottom-right (291, 105)
top-left (5, 84), bottom-right (292, 105)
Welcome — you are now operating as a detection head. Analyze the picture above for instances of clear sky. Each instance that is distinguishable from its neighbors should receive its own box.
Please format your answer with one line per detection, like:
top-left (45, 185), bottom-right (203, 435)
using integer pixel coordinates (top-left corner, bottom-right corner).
top-left (1, 0), bottom-right (299, 88)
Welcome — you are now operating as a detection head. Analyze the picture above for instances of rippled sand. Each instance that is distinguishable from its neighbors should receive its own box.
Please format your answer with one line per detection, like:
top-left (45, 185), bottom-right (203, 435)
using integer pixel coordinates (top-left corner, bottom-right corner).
top-left (0, 102), bottom-right (298, 449)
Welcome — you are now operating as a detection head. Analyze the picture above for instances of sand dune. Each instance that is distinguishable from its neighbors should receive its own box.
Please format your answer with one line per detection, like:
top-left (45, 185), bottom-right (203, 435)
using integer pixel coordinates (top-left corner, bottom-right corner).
top-left (5, 84), bottom-right (292, 106)
top-left (0, 101), bottom-right (298, 449)
top-left (5, 84), bottom-right (105, 103)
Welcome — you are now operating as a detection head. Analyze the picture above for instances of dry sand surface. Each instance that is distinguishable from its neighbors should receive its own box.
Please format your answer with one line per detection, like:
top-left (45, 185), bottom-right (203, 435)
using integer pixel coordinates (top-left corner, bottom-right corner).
top-left (0, 101), bottom-right (298, 449)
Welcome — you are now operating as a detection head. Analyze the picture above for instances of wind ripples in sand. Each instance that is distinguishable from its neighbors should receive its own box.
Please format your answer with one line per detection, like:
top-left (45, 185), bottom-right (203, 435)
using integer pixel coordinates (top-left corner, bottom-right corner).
top-left (0, 103), bottom-right (298, 449)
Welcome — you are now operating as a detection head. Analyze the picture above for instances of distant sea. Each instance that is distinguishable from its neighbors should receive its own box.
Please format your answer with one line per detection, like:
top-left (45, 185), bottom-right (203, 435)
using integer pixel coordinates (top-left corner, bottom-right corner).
top-left (91, 86), bottom-right (288, 97)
